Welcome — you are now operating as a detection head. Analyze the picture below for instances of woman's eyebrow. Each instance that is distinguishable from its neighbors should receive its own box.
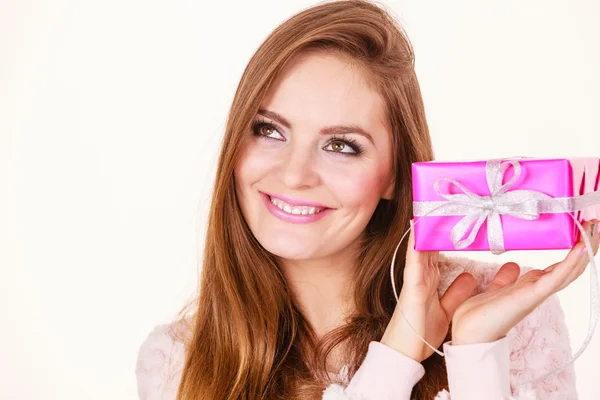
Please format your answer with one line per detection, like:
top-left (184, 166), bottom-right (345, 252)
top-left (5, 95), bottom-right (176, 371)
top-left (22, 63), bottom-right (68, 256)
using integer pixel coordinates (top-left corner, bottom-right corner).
top-left (257, 108), bottom-right (374, 144)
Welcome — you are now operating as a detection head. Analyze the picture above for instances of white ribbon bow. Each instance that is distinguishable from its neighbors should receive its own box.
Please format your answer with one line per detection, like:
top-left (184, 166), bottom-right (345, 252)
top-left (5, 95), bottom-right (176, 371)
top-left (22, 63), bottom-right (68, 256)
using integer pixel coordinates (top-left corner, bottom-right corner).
top-left (433, 159), bottom-right (554, 254)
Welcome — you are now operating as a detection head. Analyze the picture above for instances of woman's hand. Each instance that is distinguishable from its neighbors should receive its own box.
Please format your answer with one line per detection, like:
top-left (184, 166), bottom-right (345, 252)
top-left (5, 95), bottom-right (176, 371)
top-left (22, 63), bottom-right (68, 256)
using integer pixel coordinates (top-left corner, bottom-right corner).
top-left (380, 221), bottom-right (479, 362)
top-left (451, 219), bottom-right (600, 346)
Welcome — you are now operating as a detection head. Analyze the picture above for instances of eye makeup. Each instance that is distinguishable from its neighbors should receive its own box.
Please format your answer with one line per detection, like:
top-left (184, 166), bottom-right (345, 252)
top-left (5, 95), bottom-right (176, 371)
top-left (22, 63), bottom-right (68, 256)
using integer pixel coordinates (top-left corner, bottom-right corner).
top-left (250, 118), bottom-right (365, 157)
top-left (324, 135), bottom-right (364, 156)
top-left (251, 117), bottom-right (285, 141)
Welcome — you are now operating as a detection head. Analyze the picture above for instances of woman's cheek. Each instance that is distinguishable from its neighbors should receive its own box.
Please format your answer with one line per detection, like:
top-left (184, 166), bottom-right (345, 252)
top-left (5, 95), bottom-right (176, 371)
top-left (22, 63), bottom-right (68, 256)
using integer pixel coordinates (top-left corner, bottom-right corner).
top-left (326, 165), bottom-right (386, 208)
top-left (236, 144), bottom-right (275, 183)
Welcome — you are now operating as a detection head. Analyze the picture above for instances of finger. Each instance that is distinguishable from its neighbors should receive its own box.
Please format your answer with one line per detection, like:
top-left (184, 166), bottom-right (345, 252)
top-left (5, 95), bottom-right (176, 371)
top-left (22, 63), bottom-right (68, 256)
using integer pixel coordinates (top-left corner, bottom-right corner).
top-left (577, 218), bottom-right (599, 263)
top-left (486, 262), bottom-right (521, 292)
top-left (431, 251), bottom-right (440, 280)
top-left (514, 268), bottom-right (550, 307)
top-left (420, 223), bottom-right (439, 289)
top-left (558, 219), bottom-right (599, 290)
top-left (402, 220), bottom-right (440, 303)
top-left (537, 220), bottom-right (599, 295)
top-left (440, 272), bottom-right (477, 319)
top-left (404, 220), bottom-right (433, 271)
top-left (432, 251), bottom-right (439, 271)
top-left (426, 250), bottom-right (441, 291)
top-left (404, 219), bottom-right (418, 266)
top-left (403, 220), bottom-right (426, 286)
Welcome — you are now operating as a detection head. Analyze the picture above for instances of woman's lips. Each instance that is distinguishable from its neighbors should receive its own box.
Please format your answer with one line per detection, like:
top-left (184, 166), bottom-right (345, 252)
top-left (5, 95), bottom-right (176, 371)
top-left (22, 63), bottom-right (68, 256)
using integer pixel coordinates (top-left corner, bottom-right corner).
top-left (260, 192), bottom-right (333, 224)
top-left (261, 191), bottom-right (328, 208)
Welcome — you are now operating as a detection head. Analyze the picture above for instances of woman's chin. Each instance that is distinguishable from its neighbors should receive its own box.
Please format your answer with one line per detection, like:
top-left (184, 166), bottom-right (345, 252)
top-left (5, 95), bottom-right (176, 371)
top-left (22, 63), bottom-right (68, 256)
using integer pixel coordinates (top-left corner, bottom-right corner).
top-left (259, 235), bottom-right (320, 261)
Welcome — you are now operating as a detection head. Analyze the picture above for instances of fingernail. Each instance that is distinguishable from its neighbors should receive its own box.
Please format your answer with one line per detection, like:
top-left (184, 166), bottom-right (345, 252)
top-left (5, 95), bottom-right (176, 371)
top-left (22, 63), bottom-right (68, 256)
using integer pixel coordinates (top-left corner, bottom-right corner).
top-left (590, 220), bottom-right (598, 237)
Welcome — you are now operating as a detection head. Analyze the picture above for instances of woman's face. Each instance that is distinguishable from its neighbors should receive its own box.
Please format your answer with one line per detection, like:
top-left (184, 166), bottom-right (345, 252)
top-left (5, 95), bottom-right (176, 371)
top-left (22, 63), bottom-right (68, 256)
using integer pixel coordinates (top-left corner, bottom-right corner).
top-left (234, 52), bottom-right (395, 261)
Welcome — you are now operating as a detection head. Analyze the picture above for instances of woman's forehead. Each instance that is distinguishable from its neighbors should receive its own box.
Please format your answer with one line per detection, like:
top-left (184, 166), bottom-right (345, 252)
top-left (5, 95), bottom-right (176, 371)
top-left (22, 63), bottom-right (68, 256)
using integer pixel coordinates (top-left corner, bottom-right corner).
top-left (260, 52), bottom-right (387, 137)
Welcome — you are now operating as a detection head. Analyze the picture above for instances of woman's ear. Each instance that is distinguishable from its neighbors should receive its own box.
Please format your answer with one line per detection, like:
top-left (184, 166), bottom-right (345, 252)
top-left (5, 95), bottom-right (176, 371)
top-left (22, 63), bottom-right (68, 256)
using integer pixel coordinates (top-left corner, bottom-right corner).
top-left (382, 178), bottom-right (395, 200)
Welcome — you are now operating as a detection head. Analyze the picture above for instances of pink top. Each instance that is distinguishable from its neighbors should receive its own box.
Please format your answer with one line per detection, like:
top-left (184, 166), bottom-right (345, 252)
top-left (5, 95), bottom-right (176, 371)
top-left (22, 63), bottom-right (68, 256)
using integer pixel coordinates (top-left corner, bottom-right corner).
top-left (136, 256), bottom-right (578, 399)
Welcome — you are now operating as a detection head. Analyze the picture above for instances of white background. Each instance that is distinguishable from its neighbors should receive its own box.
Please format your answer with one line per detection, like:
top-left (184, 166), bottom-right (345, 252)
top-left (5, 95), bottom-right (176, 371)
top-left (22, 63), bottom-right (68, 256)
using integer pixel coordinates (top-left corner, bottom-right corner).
top-left (2, 0), bottom-right (599, 398)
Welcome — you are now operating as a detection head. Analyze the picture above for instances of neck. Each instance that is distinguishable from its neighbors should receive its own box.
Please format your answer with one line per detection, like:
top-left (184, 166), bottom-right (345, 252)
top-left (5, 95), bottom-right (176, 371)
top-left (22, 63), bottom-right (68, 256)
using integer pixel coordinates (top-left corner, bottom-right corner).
top-left (280, 251), bottom-right (356, 339)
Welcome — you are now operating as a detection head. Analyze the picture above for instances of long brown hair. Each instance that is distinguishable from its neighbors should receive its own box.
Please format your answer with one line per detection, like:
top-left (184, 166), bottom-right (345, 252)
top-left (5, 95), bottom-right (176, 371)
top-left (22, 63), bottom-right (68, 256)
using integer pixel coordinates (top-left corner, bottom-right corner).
top-left (175, 1), bottom-right (446, 398)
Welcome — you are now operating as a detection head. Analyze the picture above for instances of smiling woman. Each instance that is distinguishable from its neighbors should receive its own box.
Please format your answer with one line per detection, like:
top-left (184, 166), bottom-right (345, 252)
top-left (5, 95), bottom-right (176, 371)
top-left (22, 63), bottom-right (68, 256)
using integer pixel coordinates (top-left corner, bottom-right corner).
top-left (135, 1), bottom-right (593, 399)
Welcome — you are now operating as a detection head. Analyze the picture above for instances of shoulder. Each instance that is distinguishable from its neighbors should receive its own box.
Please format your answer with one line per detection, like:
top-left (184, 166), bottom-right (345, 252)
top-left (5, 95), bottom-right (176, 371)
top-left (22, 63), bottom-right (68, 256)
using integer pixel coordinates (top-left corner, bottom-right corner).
top-left (437, 254), bottom-right (577, 399)
top-left (135, 322), bottom-right (188, 400)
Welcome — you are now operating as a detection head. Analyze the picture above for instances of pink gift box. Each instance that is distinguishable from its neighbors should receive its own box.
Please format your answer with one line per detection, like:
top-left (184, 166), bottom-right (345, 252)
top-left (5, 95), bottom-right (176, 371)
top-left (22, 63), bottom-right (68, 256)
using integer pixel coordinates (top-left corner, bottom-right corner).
top-left (412, 157), bottom-right (600, 252)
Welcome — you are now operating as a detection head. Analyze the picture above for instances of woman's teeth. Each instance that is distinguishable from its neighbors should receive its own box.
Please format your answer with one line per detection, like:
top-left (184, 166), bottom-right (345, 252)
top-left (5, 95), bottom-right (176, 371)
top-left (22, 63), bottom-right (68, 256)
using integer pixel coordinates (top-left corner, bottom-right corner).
top-left (269, 196), bottom-right (323, 215)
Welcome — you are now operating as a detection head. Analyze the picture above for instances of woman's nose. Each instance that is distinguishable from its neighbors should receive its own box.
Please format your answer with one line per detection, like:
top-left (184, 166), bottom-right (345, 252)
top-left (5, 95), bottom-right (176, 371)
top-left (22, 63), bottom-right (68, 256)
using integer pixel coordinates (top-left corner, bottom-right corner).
top-left (280, 144), bottom-right (320, 190)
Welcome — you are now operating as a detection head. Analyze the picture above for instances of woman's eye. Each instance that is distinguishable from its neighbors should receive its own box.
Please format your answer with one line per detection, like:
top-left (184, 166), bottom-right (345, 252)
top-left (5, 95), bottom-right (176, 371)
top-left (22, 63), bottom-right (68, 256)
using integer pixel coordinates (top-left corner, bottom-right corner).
top-left (325, 141), bottom-right (354, 154)
top-left (323, 138), bottom-right (363, 156)
top-left (252, 121), bottom-right (285, 141)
